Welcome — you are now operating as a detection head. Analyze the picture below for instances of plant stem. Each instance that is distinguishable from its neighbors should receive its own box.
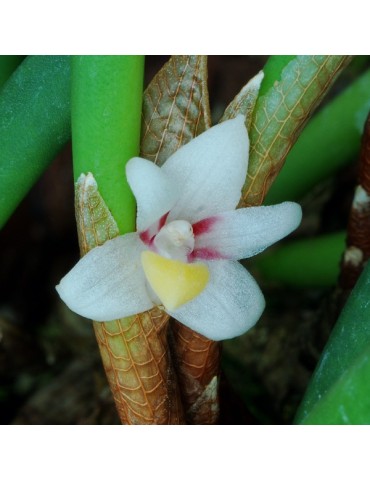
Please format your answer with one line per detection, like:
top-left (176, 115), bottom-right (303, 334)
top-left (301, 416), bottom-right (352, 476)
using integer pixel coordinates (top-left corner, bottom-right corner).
top-left (72, 55), bottom-right (144, 234)
top-left (0, 55), bottom-right (71, 230)
top-left (339, 112), bottom-right (370, 291)
top-left (265, 68), bottom-right (370, 204)
top-left (141, 56), bottom-right (219, 424)
top-left (72, 56), bottom-right (184, 424)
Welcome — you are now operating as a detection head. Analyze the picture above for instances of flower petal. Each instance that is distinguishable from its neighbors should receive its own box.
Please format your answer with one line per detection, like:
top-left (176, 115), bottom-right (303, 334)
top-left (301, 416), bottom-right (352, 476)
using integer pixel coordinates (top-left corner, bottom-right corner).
top-left (169, 260), bottom-right (265, 341)
top-left (192, 202), bottom-right (302, 261)
top-left (56, 233), bottom-right (153, 321)
top-left (126, 157), bottom-right (178, 231)
top-left (162, 116), bottom-right (249, 224)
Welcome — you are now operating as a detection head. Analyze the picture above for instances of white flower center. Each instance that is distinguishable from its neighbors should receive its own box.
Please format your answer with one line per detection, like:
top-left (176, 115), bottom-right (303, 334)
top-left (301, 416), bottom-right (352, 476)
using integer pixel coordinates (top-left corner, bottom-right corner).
top-left (153, 220), bottom-right (195, 262)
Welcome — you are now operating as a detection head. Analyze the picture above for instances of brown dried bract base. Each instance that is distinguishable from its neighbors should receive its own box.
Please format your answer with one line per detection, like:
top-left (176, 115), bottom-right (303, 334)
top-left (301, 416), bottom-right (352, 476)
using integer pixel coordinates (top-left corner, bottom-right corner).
top-left (170, 320), bottom-right (221, 424)
top-left (94, 309), bottom-right (184, 424)
top-left (141, 55), bottom-right (211, 166)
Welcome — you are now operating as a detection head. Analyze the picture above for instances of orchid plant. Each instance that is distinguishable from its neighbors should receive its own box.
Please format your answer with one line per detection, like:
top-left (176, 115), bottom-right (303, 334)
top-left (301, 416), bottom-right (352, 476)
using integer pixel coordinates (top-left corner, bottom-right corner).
top-left (2, 55), bottom-right (370, 425)
top-left (56, 116), bottom-right (302, 341)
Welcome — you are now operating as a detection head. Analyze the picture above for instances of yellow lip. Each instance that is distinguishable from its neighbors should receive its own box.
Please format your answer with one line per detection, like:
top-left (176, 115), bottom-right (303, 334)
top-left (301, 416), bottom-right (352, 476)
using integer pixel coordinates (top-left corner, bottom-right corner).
top-left (141, 251), bottom-right (210, 311)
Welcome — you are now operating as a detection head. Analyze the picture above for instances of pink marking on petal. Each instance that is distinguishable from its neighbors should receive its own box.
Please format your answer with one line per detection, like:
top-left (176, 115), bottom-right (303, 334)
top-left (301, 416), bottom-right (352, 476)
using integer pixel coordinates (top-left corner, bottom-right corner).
top-left (190, 247), bottom-right (227, 261)
top-left (139, 212), bottom-right (170, 247)
top-left (192, 216), bottom-right (220, 237)
top-left (139, 230), bottom-right (152, 246)
top-left (158, 211), bottom-right (169, 230)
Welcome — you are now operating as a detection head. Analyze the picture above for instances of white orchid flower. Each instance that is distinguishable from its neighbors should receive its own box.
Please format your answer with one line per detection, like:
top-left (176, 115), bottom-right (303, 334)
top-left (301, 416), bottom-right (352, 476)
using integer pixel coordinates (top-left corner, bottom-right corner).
top-left (56, 116), bottom-right (302, 341)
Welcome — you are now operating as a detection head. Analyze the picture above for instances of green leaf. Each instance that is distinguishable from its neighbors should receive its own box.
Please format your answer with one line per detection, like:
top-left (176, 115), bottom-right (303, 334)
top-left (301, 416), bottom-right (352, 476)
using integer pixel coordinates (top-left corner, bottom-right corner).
top-left (266, 68), bottom-right (370, 204)
top-left (72, 55), bottom-right (144, 234)
top-left (295, 261), bottom-right (370, 424)
top-left (240, 55), bottom-right (351, 207)
top-left (299, 345), bottom-right (370, 424)
top-left (253, 231), bottom-right (346, 288)
top-left (0, 55), bottom-right (71, 230)
top-left (257, 55), bottom-right (296, 97)
top-left (0, 55), bottom-right (25, 90)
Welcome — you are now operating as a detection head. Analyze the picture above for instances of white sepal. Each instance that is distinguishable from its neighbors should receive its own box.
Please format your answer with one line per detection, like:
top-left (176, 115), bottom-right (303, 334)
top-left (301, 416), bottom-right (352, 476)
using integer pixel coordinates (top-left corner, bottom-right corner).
top-left (162, 116), bottom-right (249, 224)
top-left (56, 234), bottom-right (153, 321)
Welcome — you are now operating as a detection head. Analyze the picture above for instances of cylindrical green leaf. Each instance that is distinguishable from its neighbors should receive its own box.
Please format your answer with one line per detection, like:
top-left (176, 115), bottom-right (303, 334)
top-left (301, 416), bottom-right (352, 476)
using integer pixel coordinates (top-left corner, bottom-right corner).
top-left (253, 232), bottom-right (346, 287)
top-left (72, 55), bottom-right (144, 234)
top-left (295, 261), bottom-right (370, 423)
top-left (266, 68), bottom-right (370, 204)
top-left (257, 55), bottom-right (296, 97)
top-left (241, 55), bottom-right (350, 207)
top-left (0, 55), bottom-right (71, 230)
top-left (299, 345), bottom-right (370, 424)
top-left (0, 55), bottom-right (25, 90)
